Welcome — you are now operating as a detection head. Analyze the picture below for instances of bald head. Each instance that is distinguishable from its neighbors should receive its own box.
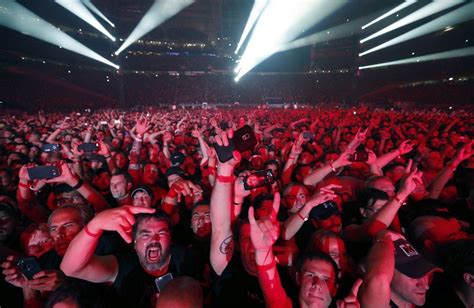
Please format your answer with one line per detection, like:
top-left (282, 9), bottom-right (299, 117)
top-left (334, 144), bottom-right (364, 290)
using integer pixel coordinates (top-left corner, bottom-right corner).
top-left (155, 276), bottom-right (202, 308)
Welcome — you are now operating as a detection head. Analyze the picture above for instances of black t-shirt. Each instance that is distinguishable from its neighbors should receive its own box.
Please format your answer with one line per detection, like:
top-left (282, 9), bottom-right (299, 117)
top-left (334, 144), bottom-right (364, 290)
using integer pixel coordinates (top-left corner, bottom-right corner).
top-left (211, 253), bottom-right (265, 308)
top-left (113, 244), bottom-right (201, 307)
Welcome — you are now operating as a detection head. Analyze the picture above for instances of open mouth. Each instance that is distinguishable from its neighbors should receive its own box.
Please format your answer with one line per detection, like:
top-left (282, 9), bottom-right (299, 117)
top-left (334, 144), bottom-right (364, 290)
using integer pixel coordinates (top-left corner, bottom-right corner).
top-left (146, 246), bottom-right (161, 262)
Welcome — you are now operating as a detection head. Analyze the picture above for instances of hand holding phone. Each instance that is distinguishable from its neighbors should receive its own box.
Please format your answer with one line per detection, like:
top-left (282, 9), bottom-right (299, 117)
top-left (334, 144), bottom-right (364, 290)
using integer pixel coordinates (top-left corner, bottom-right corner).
top-left (27, 166), bottom-right (61, 180)
top-left (41, 144), bottom-right (61, 153)
top-left (214, 125), bottom-right (257, 163)
top-left (17, 257), bottom-right (42, 280)
top-left (243, 169), bottom-right (275, 190)
top-left (78, 143), bottom-right (98, 152)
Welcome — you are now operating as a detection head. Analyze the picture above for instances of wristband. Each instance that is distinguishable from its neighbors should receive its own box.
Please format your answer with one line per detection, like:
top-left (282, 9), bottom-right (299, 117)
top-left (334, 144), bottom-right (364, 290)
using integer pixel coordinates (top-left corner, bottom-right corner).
top-left (18, 182), bottom-right (30, 189)
top-left (257, 257), bottom-right (276, 271)
top-left (393, 195), bottom-right (406, 206)
top-left (233, 201), bottom-right (242, 206)
top-left (328, 161), bottom-right (336, 172)
top-left (398, 149), bottom-right (403, 157)
top-left (71, 178), bottom-right (84, 190)
top-left (104, 155), bottom-right (111, 159)
top-left (289, 155), bottom-right (297, 160)
top-left (297, 211), bottom-right (308, 222)
top-left (84, 224), bottom-right (102, 238)
top-left (216, 174), bottom-right (235, 183)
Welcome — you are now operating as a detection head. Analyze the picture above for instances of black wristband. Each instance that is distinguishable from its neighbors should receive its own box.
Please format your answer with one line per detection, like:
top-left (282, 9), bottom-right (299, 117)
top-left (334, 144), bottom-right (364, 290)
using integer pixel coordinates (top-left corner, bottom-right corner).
top-left (71, 178), bottom-right (84, 190)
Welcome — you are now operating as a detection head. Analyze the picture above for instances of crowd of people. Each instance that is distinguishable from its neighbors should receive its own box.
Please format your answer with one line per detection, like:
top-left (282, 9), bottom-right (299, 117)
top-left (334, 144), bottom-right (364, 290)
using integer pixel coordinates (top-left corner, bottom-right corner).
top-left (0, 106), bottom-right (473, 307)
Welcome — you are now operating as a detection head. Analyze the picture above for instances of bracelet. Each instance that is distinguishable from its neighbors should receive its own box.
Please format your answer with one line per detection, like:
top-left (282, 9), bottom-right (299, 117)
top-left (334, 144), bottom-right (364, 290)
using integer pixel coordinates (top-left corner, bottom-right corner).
top-left (233, 201), bottom-right (242, 206)
top-left (297, 211), bottom-right (308, 222)
top-left (398, 149), bottom-right (403, 157)
top-left (104, 155), bottom-right (111, 159)
top-left (328, 161), bottom-right (337, 172)
top-left (216, 174), bottom-right (235, 183)
top-left (71, 178), bottom-right (84, 190)
top-left (289, 155), bottom-right (297, 160)
top-left (18, 182), bottom-right (29, 189)
top-left (393, 195), bottom-right (406, 206)
top-left (84, 224), bottom-right (102, 238)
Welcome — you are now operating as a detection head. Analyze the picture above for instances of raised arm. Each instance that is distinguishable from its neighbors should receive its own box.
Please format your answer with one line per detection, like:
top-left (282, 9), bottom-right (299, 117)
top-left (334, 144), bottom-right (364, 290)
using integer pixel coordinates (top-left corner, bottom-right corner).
top-left (370, 140), bottom-right (413, 174)
top-left (46, 161), bottom-right (109, 212)
top-left (429, 141), bottom-right (473, 199)
top-left (282, 184), bottom-right (340, 240)
top-left (210, 130), bottom-right (240, 275)
top-left (249, 193), bottom-right (292, 308)
top-left (359, 231), bottom-right (399, 308)
top-left (60, 206), bottom-right (155, 283)
top-left (303, 149), bottom-right (352, 187)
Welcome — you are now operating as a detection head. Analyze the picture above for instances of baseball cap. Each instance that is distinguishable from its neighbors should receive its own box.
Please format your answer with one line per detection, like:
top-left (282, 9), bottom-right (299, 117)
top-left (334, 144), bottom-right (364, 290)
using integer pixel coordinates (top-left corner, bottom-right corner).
top-left (170, 151), bottom-right (185, 165)
top-left (309, 201), bottom-right (340, 220)
top-left (131, 185), bottom-right (154, 199)
top-left (394, 238), bottom-right (442, 278)
top-left (165, 166), bottom-right (186, 179)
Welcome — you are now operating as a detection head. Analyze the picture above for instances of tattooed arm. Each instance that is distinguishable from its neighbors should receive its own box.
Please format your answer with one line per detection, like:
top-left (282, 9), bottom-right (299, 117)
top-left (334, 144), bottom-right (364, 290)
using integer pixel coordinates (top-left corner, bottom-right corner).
top-left (210, 130), bottom-right (240, 275)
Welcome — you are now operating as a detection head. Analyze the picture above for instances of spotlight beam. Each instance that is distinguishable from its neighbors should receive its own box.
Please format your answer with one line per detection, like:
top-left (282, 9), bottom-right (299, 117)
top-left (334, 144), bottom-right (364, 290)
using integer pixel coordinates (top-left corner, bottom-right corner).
top-left (360, 0), bottom-right (463, 44)
top-left (55, 0), bottom-right (115, 41)
top-left (81, 0), bottom-right (115, 28)
top-left (0, 1), bottom-right (119, 69)
top-left (115, 0), bottom-right (194, 55)
top-left (277, 14), bottom-right (377, 54)
top-left (235, 0), bottom-right (269, 54)
top-left (359, 3), bottom-right (474, 57)
top-left (235, 1), bottom-right (345, 81)
top-left (359, 47), bottom-right (474, 70)
top-left (362, 0), bottom-right (417, 30)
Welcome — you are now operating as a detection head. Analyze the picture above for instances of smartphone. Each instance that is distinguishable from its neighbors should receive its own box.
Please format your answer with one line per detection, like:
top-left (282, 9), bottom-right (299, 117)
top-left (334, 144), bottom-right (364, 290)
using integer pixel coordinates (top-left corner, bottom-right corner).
top-left (84, 153), bottom-right (104, 162)
top-left (78, 143), bottom-right (98, 152)
top-left (17, 257), bottom-right (42, 280)
top-left (41, 143), bottom-right (61, 153)
top-left (243, 169), bottom-right (275, 190)
top-left (27, 166), bottom-right (61, 180)
top-left (114, 119), bottom-right (121, 124)
top-left (155, 273), bottom-right (173, 292)
top-left (349, 150), bottom-right (368, 162)
top-left (215, 125), bottom-right (257, 162)
top-left (99, 121), bottom-right (108, 125)
top-left (303, 132), bottom-right (315, 140)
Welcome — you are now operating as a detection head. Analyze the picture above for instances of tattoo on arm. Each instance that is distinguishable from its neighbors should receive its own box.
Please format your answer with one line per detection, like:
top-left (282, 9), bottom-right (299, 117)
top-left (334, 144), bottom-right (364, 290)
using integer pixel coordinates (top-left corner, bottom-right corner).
top-left (219, 235), bottom-right (234, 256)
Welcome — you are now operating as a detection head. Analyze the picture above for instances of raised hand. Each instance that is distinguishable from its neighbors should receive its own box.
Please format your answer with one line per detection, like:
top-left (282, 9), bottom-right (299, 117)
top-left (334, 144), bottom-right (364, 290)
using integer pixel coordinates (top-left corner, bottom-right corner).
top-left (169, 180), bottom-right (203, 203)
top-left (290, 135), bottom-right (304, 157)
top-left (452, 140), bottom-right (473, 164)
top-left (135, 117), bottom-right (149, 136)
top-left (97, 140), bottom-right (111, 157)
top-left (45, 161), bottom-right (77, 187)
top-left (214, 129), bottom-right (241, 168)
top-left (308, 184), bottom-right (341, 207)
top-left (333, 149), bottom-right (355, 168)
top-left (355, 127), bottom-right (370, 142)
top-left (28, 269), bottom-right (65, 291)
top-left (2, 255), bottom-right (28, 288)
top-left (336, 278), bottom-right (362, 308)
top-left (248, 192), bottom-right (281, 252)
top-left (234, 171), bottom-right (251, 199)
top-left (87, 206), bottom-right (155, 243)
top-left (398, 140), bottom-right (414, 155)
top-left (399, 169), bottom-right (423, 197)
